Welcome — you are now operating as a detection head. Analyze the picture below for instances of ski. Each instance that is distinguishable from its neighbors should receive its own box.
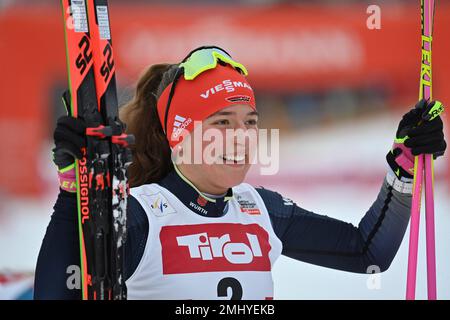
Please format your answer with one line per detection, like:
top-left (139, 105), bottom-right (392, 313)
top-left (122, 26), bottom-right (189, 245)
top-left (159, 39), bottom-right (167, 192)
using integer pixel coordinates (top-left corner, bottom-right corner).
top-left (85, 0), bottom-right (134, 300)
top-left (61, 0), bottom-right (133, 300)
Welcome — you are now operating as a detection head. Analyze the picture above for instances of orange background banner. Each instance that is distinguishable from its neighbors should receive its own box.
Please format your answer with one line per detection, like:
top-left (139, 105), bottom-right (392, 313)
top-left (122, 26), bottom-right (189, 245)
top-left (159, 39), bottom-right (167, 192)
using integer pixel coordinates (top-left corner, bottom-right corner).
top-left (0, 4), bottom-right (449, 196)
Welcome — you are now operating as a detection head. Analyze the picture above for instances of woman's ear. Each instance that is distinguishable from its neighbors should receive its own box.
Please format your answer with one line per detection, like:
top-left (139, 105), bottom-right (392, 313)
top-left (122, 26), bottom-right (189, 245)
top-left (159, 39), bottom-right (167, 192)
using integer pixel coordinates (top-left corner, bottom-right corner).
top-left (177, 144), bottom-right (184, 157)
top-left (171, 144), bottom-right (184, 165)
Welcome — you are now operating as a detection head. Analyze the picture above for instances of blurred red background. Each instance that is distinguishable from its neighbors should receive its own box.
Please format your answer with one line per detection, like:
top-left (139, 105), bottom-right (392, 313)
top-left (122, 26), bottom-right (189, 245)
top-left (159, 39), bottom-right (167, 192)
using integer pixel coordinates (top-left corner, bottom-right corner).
top-left (0, 3), bottom-right (449, 196)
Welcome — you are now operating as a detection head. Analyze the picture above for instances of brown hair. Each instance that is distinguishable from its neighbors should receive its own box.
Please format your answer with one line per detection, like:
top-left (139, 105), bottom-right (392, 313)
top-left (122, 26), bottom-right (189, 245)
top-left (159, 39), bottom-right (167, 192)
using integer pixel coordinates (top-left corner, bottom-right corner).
top-left (119, 63), bottom-right (179, 187)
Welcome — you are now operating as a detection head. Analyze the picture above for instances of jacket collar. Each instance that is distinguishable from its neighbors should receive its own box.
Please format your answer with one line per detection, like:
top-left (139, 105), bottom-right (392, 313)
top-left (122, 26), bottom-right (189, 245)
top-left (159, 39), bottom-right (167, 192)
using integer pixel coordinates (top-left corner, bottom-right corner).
top-left (159, 165), bottom-right (233, 217)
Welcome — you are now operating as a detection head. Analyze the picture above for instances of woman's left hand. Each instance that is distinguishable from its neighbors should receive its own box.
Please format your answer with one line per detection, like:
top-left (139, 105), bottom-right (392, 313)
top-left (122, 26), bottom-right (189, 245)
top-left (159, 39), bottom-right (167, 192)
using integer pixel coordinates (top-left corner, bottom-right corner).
top-left (387, 99), bottom-right (446, 180)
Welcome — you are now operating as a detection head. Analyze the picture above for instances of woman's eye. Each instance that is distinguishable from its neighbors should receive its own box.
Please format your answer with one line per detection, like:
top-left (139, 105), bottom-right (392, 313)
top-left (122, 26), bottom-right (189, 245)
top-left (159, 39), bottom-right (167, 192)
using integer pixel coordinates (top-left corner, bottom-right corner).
top-left (246, 119), bottom-right (258, 126)
top-left (214, 119), bottom-right (229, 125)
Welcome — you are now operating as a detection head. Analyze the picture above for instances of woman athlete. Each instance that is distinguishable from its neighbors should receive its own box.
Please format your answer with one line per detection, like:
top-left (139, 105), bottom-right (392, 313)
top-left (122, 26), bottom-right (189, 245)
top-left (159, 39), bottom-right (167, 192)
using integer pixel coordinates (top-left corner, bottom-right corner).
top-left (34, 46), bottom-right (446, 299)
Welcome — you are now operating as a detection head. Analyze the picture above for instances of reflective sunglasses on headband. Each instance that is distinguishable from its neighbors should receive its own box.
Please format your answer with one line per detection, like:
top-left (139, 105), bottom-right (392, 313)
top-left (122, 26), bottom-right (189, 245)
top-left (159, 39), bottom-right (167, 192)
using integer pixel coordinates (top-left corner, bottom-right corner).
top-left (162, 46), bottom-right (249, 135)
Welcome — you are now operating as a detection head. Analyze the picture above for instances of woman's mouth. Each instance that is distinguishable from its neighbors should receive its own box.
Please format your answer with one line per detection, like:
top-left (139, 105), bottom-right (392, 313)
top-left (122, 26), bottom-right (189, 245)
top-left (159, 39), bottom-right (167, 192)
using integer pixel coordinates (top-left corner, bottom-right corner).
top-left (222, 154), bottom-right (246, 165)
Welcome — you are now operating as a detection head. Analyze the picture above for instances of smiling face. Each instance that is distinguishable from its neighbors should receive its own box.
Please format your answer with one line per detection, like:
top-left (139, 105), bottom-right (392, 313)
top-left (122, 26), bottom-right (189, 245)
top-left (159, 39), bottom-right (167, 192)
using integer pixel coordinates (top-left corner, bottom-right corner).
top-left (176, 104), bottom-right (259, 194)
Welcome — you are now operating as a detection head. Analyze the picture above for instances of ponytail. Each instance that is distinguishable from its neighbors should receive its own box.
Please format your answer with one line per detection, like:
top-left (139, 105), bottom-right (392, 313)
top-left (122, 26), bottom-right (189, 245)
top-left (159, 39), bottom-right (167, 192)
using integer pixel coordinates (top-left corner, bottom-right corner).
top-left (119, 63), bottom-right (178, 187)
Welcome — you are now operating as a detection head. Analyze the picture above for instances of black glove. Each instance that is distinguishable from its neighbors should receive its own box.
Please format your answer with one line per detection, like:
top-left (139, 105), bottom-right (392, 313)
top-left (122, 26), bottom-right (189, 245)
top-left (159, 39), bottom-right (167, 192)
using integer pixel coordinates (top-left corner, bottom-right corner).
top-left (52, 91), bottom-right (87, 171)
top-left (387, 99), bottom-right (446, 180)
top-left (400, 99), bottom-right (446, 156)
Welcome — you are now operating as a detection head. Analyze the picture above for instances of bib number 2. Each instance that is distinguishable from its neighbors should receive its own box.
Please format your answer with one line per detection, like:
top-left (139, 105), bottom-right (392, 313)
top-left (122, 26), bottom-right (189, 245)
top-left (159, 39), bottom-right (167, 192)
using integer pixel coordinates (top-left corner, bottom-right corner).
top-left (217, 277), bottom-right (242, 300)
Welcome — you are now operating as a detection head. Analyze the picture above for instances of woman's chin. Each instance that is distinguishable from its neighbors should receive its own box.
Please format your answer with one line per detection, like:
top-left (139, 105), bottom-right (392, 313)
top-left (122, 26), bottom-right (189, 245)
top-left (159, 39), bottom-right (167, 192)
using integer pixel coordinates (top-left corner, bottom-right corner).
top-left (214, 164), bottom-right (250, 188)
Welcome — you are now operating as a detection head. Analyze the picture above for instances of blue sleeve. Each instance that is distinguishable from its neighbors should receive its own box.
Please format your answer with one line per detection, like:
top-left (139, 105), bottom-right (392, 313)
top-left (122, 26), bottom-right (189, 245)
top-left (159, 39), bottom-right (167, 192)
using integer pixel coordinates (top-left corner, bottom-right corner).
top-left (124, 196), bottom-right (148, 280)
top-left (33, 190), bottom-right (81, 300)
top-left (33, 190), bottom-right (148, 300)
top-left (256, 178), bottom-right (412, 273)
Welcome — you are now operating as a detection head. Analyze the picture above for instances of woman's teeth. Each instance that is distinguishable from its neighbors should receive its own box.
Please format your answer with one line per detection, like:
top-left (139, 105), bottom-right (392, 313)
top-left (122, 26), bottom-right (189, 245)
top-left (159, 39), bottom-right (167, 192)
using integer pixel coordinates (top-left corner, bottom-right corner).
top-left (222, 154), bottom-right (245, 163)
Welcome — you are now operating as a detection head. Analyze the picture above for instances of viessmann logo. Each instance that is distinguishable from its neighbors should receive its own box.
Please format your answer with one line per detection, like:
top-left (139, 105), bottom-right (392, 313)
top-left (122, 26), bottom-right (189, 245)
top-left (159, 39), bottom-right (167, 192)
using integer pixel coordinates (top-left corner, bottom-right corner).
top-left (200, 80), bottom-right (253, 99)
top-left (160, 223), bottom-right (271, 274)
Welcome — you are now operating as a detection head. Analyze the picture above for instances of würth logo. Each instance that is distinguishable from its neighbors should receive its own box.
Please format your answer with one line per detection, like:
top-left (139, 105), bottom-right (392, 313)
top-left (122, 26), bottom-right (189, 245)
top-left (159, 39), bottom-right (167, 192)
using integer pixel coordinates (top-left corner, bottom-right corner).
top-left (197, 195), bottom-right (207, 206)
top-left (160, 223), bottom-right (271, 274)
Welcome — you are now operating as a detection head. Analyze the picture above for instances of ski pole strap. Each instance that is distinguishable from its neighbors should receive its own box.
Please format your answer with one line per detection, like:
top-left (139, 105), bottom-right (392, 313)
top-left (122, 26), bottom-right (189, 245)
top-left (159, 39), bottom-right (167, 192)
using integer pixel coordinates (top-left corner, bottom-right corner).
top-left (57, 163), bottom-right (77, 193)
top-left (386, 168), bottom-right (413, 194)
top-left (422, 100), bottom-right (444, 121)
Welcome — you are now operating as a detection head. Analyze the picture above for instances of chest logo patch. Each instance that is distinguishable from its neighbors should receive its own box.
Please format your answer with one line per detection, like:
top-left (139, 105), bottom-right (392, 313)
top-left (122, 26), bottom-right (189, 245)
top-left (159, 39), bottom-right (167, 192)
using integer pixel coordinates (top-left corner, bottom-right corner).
top-left (236, 192), bottom-right (261, 215)
top-left (142, 192), bottom-right (176, 217)
top-left (160, 223), bottom-right (271, 274)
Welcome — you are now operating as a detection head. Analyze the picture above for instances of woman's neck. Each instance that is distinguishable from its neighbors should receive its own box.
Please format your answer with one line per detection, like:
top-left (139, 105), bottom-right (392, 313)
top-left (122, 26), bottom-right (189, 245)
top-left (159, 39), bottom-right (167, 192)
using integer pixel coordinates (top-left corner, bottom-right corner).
top-left (174, 164), bottom-right (228, 196)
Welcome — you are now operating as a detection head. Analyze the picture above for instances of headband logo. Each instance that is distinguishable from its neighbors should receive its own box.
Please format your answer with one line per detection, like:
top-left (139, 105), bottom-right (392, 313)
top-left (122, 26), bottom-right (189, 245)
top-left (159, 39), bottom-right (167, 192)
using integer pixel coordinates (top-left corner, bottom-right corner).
top-left (225, 95), bottom-right (251, 103)
top-left (200, 80), bottom-right (253, 99)
top-left (172, 115), bottom-right (192, 139)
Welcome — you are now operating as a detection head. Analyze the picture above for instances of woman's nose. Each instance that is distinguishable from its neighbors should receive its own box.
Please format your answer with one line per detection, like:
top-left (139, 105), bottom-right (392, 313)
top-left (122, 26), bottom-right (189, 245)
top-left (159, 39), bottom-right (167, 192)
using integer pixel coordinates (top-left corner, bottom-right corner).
top-left (234, 120), bottom-right (248, 131)
top-left (229, 123), bottom-right (249, 144)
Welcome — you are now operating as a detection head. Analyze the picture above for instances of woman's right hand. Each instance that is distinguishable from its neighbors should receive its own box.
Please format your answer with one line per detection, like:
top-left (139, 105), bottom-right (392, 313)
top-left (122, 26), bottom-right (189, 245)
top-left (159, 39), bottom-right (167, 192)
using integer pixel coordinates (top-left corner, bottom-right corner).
top-left (52, 91), bottom-right (86, 192)
top-left (53, 116), bottom-right (87, 170)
